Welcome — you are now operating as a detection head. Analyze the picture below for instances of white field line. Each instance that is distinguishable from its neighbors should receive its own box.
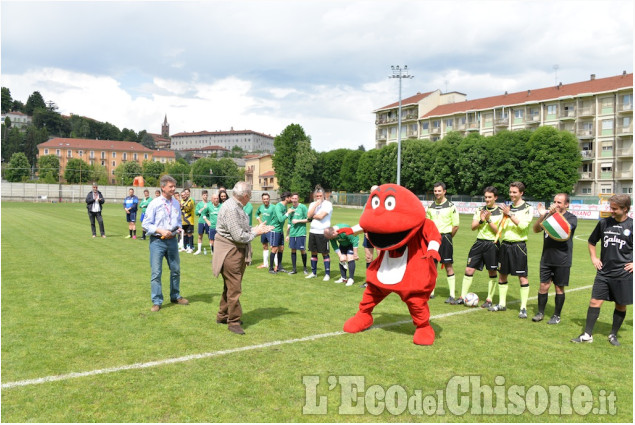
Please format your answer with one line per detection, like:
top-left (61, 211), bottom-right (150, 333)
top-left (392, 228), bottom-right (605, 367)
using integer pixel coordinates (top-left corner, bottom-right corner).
top-left (2, 285), bottom-right (593, 390)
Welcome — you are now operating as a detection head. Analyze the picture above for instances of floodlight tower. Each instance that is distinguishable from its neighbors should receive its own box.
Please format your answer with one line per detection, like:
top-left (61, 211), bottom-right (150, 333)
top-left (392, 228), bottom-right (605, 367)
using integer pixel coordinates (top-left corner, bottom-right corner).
top-left (389, 65), bottom-right (414, 186)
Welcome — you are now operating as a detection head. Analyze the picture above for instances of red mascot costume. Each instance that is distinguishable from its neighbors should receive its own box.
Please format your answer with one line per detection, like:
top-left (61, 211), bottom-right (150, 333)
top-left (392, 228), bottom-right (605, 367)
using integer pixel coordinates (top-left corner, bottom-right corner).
top-left (335, 184), bottom-right (441, 345)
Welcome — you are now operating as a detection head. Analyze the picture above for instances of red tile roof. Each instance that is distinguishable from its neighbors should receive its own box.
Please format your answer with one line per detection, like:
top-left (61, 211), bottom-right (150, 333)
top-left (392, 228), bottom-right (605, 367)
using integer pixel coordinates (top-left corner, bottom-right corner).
top-left (422, 73), bottom-right (633, 118)
top-left (374, 91), bottom-right (436, 112)
top-left (259, 170), bottom-right (276, 177)
top-left (153, 150), bottom-right (176, 158)
top-left (38, 138), bottom-right (154, 152)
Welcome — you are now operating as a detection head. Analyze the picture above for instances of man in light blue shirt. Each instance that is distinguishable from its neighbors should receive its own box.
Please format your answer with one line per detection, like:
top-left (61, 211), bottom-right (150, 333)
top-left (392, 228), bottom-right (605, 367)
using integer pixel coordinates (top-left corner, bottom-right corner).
top-left (142, 175), bottom-right (189, 312)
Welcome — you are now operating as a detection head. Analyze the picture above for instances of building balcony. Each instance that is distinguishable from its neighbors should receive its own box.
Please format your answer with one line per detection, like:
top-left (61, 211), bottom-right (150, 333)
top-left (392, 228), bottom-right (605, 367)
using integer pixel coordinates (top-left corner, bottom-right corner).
top-left (577, 107), bottom-right (596, 117)
top-left (430, 127), bottom-right (441, 134)
top-left (579, 172), bottom-right (593, 180)
top-left (600, 172), bottom-right (613, 179)
top-left (456, 123), bottom-right (466, 131)
top-left (466, 122), bottom-right (480, 131)
top-left (577, 129), bottom-right (594, 139)
top-left (494, 118), bottom-right (509, 127)
top-left (406, 129), bottom-right (418, 138)
top-left (617, 103), bottom-right (633, 113)
top-left (580, 150), bottom-right (595, 160)
top-left (376, 132), bottom-right (387, 141)
top-left (616, 124), bottom-right (633, 136)
top-left (559, 110), bottom-right (577, 120)
top-left (403, 113), bottom-right (419, 121)
top-left (616, 170), bottom-right (633, 179)
top-left (526, 115), bottom-right (540, 125)
top-left (617, 147), bottom-right (633, 157)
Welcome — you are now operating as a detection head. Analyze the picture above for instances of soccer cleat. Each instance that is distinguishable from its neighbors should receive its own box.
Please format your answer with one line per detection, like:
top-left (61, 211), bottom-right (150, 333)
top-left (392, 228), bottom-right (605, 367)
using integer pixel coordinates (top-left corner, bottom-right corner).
top-left (179, 247), bottom-right (186, 252)
top-left (346, 278), bottom-right (355, 286)
top-left (608, 334), bottom-right (621, 346)
top-left (277, 267), bottom-right (288, 273)
top-left (532, 312), bottom-right (544, 322)
top-left (92, 235), bottom-right (96, 238)
top-left (268, 269), bottom-right (277, 274)
top-left (125, 235), bottom-right (132, 239)
top-left (334, 277), bottom-right (347, 283)
top-left (481, 300), bottom-right (492, 309)
top-left (547, 315), bottom-right (561, 325)
top-left (360, 283), bottom-right (368, 288)
top-left (430, 294), bottom-right (436, 299)
top-left (445, 296), bottom-right (456, 304)
top-left (488, 304), bottom-right (507, 312)
top-left (132, 235), bottom-right (137, 240)
top-left (518, 308), bottom-right (528, 319)
top-left (456, 297), bottom-right (465, 305)
top-left (288, 270), bottom-right (297, 275)
top-left (186, 248), bottom-right (193, 254)
top-left (571, 333), bottom-right (593, 343)
top-left (322, 274), bottom-right (330, 281)
top-left (305, 273), bottom-right (317, 279)
top-left (303, 268), bottom-right (309, 275)
top-left (193, 250), bottom-right (201, 256)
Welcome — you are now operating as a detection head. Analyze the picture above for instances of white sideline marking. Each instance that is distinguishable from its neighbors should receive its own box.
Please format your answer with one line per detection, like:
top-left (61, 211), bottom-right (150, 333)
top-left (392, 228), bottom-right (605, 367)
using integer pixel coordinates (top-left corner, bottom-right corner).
top-left (2, 285), bottom-right (593, 390)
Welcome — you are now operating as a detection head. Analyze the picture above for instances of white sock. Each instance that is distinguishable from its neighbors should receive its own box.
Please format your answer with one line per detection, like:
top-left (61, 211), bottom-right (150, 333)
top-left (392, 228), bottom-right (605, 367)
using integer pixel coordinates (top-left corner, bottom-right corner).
top-left (197, 243), bottom-right (202, 251)
top-left (264, 250), bottom-right (269, 267)
top-left (274, 255), bottom-right (279, 267)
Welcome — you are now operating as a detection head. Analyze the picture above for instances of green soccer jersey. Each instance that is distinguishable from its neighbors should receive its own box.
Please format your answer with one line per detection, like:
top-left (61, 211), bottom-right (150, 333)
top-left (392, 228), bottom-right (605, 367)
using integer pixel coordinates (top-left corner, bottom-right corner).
top-left (288, 203), bottom-right (308, 237)
top-left (330, 223), bottom-right (360, 251)
top-left (139, 197), bottom-right (152, 213)
top-left (473, 206), bottom-right (504, 240)
top-left (269, 202), bottom-right (289, 233)
top-left (426, 199), bottom-right (460, 234)
top-left (501, 201), bottom-right (533, 242)
top-left (243, 202), bottom-right (253, 226)
top-left (195, 201), bottom-right (209, 224)
top-left (207, 202), bottom-right (222, 228)
top-left (256, 203), bottom-right (275, 226)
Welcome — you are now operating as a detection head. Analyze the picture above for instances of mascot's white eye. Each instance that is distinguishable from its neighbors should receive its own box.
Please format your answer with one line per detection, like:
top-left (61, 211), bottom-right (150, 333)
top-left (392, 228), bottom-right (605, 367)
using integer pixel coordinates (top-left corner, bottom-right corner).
top-left (371, 195), bottom-right (380, 209)
top-left (384, 195), bottom-right (396, 211)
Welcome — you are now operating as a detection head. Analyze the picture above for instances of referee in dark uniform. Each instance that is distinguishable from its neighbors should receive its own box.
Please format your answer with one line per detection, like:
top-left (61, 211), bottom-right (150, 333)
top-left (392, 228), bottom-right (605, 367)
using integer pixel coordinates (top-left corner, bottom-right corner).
top-left (572, 194), bottom-right (633, 346)
top-left (532, 193), bottom-right (577, 324)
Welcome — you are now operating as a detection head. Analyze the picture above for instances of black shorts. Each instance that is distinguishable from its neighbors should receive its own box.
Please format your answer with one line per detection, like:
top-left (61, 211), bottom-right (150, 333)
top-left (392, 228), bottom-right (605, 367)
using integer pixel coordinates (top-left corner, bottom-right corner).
top-left (289, 236), bottom-right (306, 250)
top-left (466, 239), bottom-right (499, 271)
top-left (261, 232), bottom-right (272, 245)
top-left (591, 275), bottom-right (633, 305)
top-left (198, 222), bottom-right (209, 236)
top-left (126, 212), bottom-right (137, 222)
top-left (182, 224), bottom-right (194, 234)
top-left (363, 234), bottom-right (372, 249)
top-left (539, 264), bottom-right (570, 286)
top-left (439, 233), bottom-right (454, 264)
top-left (308, 233), bottom-right (329, 254)
top-left (498, 241), bottom-right (528, 277)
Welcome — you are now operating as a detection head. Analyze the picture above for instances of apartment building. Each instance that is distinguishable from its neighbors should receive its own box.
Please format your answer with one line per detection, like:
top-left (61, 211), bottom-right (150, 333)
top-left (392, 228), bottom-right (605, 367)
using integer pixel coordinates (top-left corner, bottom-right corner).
top-left (38, 138), bottom-right (155, 184)
top-left (374, 72), bottom-right (633, 196)
top-left (1, 111), bottom-right (33, 129)
top-left (244, 154), bottom-right (278, 192)
top-left (170, 128), bottom-right (275, 153)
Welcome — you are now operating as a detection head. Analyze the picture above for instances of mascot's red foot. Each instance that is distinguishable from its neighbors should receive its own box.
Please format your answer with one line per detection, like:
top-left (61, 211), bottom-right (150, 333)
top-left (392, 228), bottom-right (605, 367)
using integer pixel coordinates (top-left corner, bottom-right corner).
top-left (413, 325), bottom-right (435, 346)
top-left (343, 312), bottom-right (373, 333)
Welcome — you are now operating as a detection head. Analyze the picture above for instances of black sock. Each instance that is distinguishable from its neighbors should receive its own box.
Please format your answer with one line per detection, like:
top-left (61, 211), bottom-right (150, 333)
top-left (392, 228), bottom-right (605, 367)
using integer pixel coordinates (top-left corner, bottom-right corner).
top-left (277, 251), bottom-right (283, 269)
top-left (130, 229), bottom-right (133, 237)
top-left (554, 293), bottom-right (565, 316)
top-left (133, 229), bottom-right (137, 236)
top-left (348, 260), bottom-right (356, 280)
top-left (339, 264), bottom-right (347, 279)
top-left (537, 292), bottom-right (548, 314)
top-left (301, 253), bottom-right (307, 268)
top-left (611, 309), bottom-right (626, 335)
top-left (584, 306), bottom-right (601, 336)
top-left (291, 252), bottom-right (297, 271)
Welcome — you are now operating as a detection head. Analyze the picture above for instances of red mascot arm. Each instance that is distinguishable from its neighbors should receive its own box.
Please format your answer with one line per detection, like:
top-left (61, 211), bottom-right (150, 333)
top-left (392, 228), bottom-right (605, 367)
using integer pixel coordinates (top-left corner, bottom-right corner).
top-left (335, 224), bottom-right (364, 236)
top-left (421, 219), bottom-right (442, 262)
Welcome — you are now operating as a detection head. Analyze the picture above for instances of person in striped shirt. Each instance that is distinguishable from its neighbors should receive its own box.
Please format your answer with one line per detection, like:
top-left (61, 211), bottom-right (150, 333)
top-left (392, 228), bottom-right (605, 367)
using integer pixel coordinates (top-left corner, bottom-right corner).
top-left (531, 193), bottom-right (577, 324)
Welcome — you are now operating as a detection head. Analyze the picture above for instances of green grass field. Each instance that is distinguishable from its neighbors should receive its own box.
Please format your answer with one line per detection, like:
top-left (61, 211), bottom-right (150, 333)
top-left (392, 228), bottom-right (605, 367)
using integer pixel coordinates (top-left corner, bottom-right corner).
top-left (1, 201), bottom-right (632, 422)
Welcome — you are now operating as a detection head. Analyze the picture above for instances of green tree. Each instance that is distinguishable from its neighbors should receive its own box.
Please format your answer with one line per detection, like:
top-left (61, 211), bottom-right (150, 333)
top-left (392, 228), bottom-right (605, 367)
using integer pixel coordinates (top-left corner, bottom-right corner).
top-left (168, 161), bottom-right (192, 187)
top-left (524, 127), bottom-right (581, 200)
top-left (377, 143), bottom-right (397, 184)
top-left (2, 87), bottom-right (13, 113)
top-left (289, 140), bottom-right (317, 201)
top-left (11, 99), bottom-right (25, 112)
top-left (121, 128), bottom-right (137, 142)
top-left (191, 157), bottom-right (217, 187)
top-left (217, 158), bottom-right (243, 188)
top-left (356, 149), bottom-right (381, 190)
top-left (91, 163), bottom-right (109, 185)
top-left (400, 139), bottom-right (434, 194)
top-left (25, 91), bottom-right (46, 115)
top-left (142, 160), bottom-right (166, 187)
top-left (37, 154), bottom-right (60, 183)
top-left (340, 150), bottom-right (363, 192)
top-left (69, 115), bottom-right (91, 138)
top-left (2, 126), bottom-right (23, 162)
top-left (113, 161), bottom-right (143, 186)
top-left (64, 158), bottom-right (93, 184)
top-left (482, 130), bottom-right (531, 198)
top-left (5, 152), bottom-right (31, 182)
top-left (141, 133), bottom-right (156, 149)
top-left (426, 132), bottom-right (463, 194)
top-left (319, 148), bottom-right (349, 191)
top-left (23, 125), bottom-right (49, 165)
top-left (455, 132), bottom-right (489, 196)
top-left (273, 123), bottom-right (309, 191)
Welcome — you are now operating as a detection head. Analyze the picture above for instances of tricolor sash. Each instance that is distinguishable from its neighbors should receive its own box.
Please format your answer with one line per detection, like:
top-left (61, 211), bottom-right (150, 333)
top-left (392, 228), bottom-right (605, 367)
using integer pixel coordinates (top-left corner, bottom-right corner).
top-left (541, 212), bottom-right (571, 241)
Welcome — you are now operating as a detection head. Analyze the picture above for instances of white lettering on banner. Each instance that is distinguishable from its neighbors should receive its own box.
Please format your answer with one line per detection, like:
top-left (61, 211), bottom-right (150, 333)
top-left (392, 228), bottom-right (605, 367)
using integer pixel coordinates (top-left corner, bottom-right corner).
top-left (441, 201), bottom-right (633, 220)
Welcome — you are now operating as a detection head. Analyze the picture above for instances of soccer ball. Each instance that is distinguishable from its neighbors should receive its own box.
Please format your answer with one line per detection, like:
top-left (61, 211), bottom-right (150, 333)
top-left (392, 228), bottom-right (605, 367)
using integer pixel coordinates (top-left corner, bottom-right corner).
top-left (464, 292), bottom-right (479, 307)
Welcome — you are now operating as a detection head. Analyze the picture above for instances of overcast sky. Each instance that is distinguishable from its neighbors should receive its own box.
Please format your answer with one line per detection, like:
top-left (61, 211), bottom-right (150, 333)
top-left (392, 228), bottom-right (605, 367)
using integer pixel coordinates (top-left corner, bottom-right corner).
top-left (1, 0), bottom-right (633, 151)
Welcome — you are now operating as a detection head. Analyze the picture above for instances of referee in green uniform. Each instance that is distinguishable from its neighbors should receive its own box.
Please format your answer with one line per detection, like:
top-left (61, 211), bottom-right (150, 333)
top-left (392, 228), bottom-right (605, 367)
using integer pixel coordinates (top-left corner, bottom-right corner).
top-left (426, 182), bottom-right (460, 302)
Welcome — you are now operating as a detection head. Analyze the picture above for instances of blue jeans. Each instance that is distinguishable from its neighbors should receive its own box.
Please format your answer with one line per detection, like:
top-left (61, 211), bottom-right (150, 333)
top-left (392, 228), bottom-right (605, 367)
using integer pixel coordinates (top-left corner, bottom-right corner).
top-left (149, 236), bottom-right (181, 305)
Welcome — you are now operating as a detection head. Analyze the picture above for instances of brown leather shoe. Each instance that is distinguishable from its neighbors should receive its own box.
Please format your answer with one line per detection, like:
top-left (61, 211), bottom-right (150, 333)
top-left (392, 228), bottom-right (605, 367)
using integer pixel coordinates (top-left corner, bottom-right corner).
top-left (171, 297), bottom-right (189, 305)
top-left (217, 318), bottom-right (243, 325)
top-left (151, 304), bottom-right (161, 312)
top-left (228, 324), bottom-right (245, 335)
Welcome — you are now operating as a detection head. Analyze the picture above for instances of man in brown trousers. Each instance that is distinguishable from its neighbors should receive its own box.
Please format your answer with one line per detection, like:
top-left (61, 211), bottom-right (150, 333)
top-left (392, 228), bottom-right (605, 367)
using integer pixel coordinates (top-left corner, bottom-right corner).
top-left (213, 181), bottom-right (273, 334)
